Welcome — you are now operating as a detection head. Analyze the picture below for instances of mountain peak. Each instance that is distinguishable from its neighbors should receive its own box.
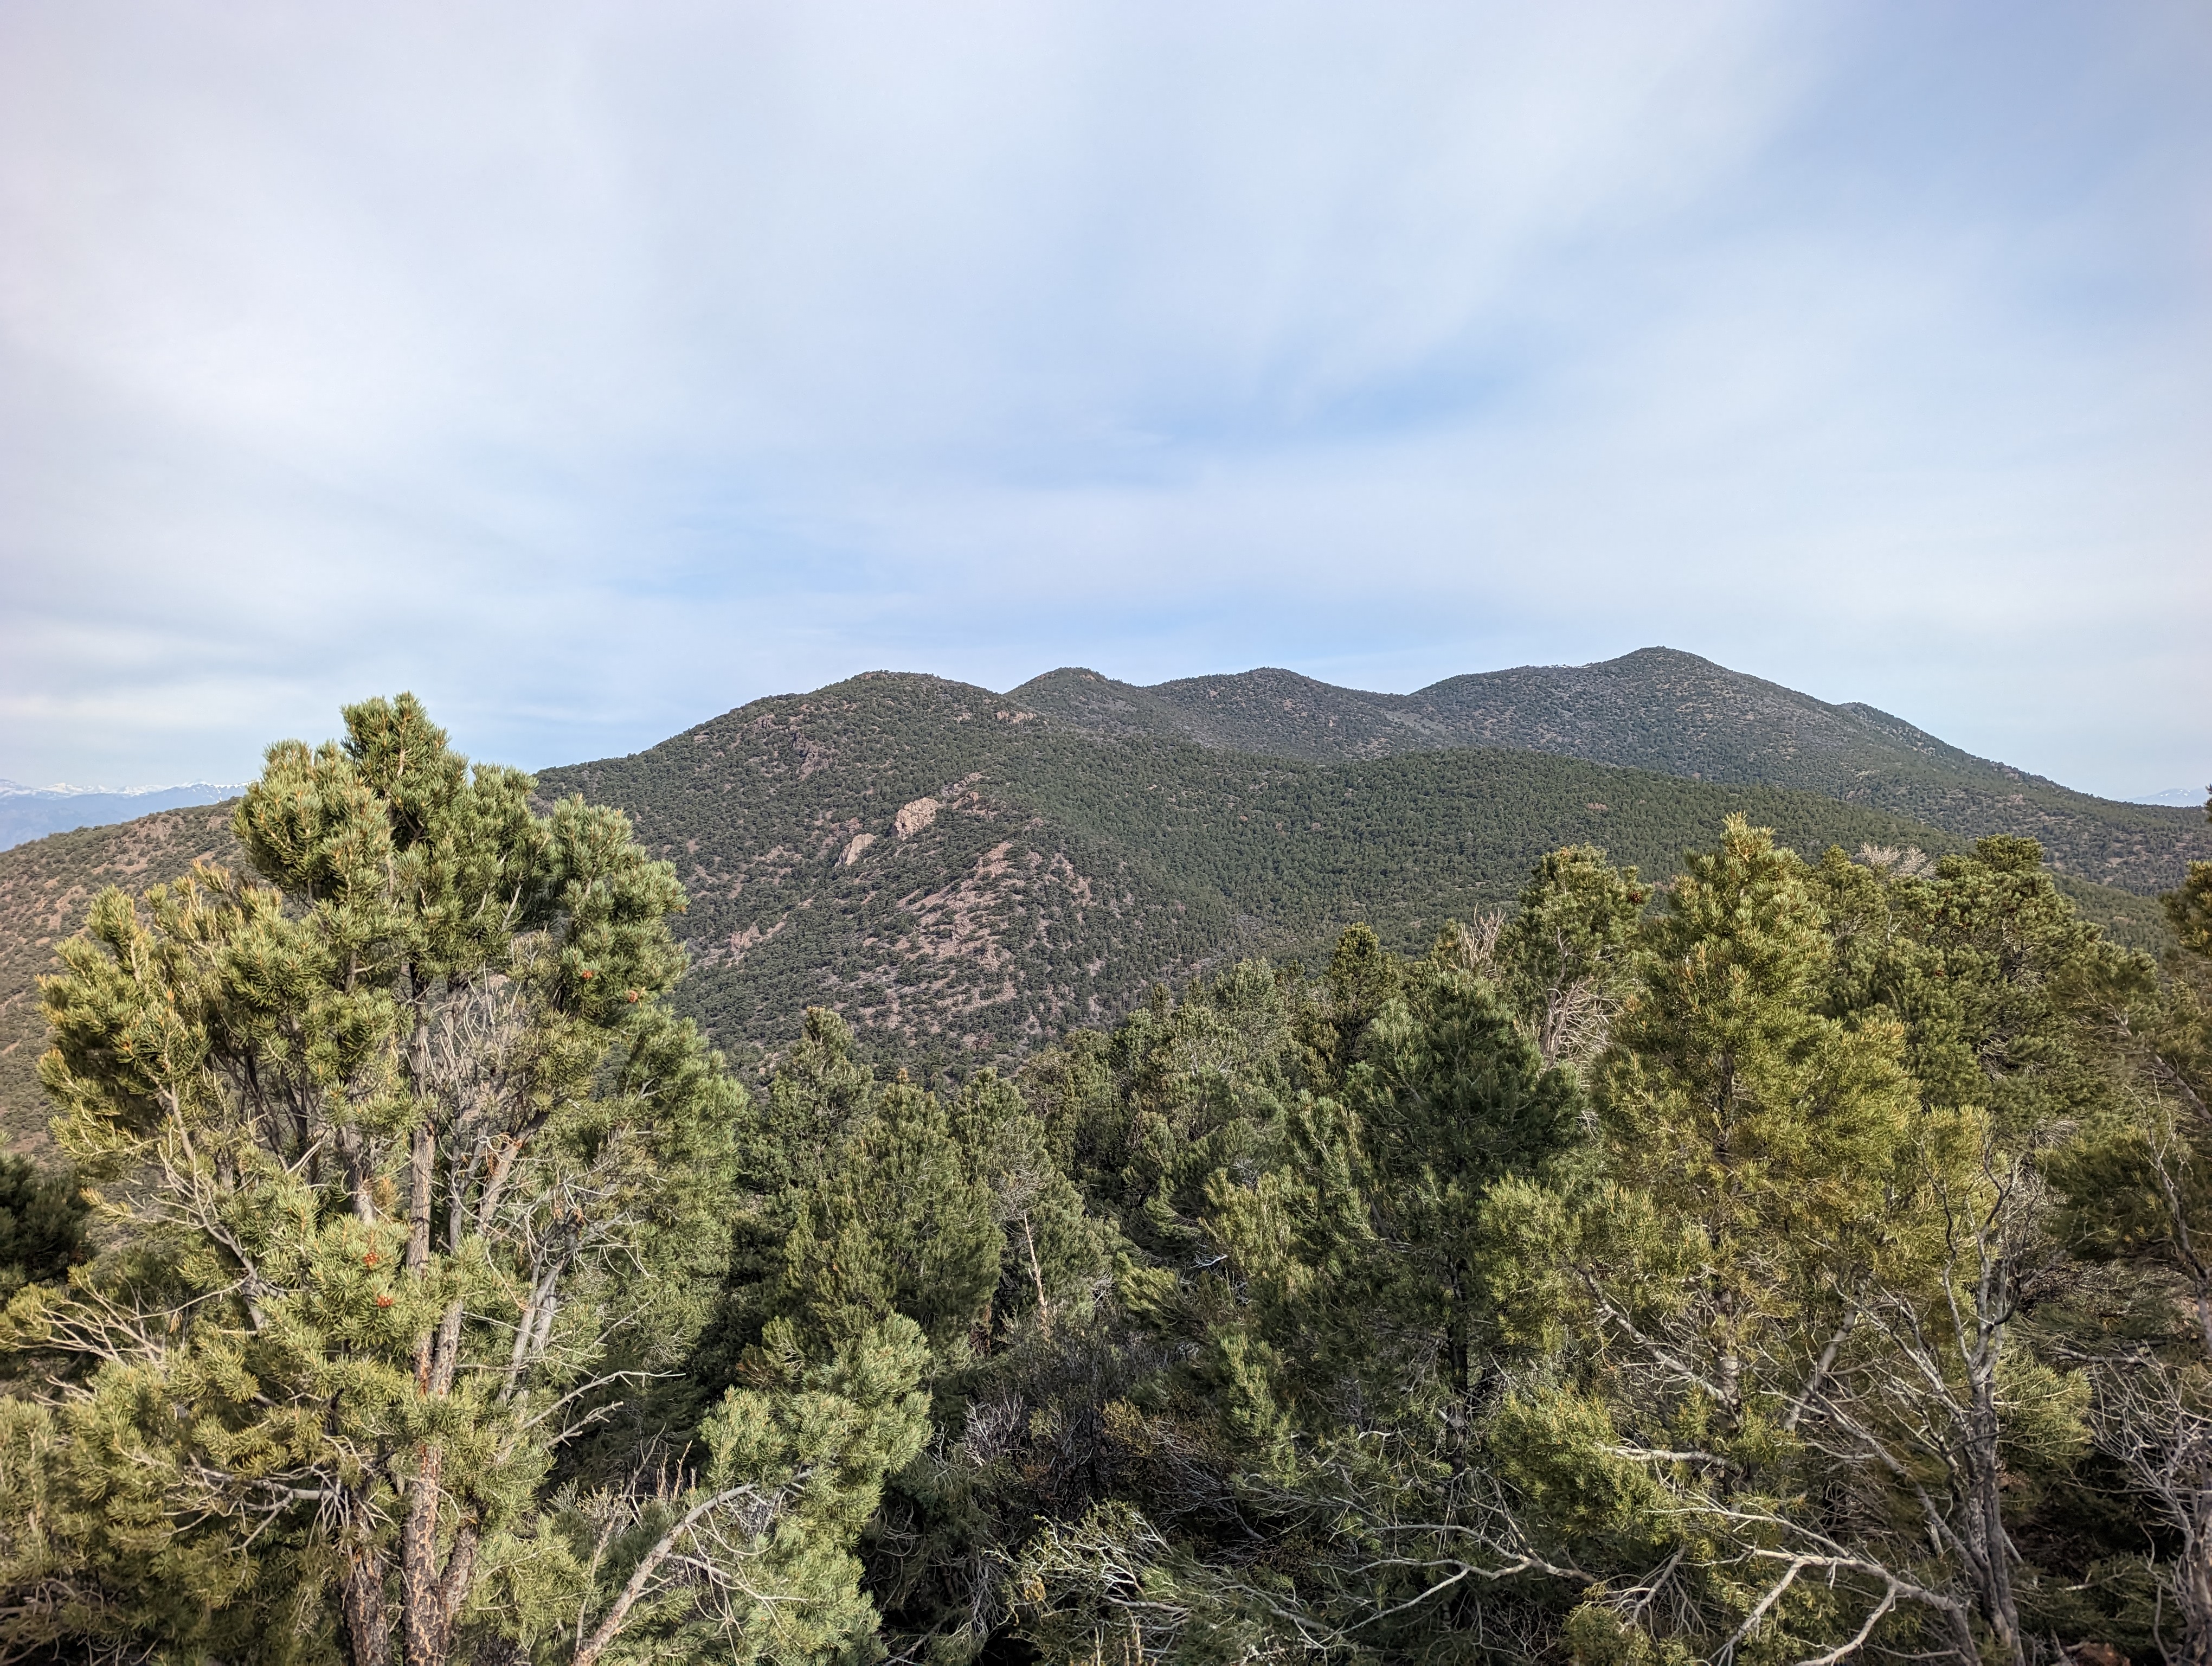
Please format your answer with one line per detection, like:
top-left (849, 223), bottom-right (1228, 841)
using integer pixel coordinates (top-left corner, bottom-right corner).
top-left (0, 781), bottom-right (245, 851)
top-left (992, 650), bottom-right (2202, 895)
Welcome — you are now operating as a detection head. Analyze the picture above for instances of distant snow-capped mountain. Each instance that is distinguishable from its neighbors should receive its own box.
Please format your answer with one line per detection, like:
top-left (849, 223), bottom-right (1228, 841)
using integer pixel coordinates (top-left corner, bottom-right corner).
top-left (2129, 786), bottom-right (2209, 809)
top-left (0, 778), bottom-right (241, 799)
top-left (0, 780), bottom-right (242, 850)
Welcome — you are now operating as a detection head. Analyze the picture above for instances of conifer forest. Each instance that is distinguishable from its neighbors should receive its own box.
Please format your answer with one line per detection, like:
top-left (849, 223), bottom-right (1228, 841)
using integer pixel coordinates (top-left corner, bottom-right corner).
top-left (4, 689), bottom-right (2211, 1666)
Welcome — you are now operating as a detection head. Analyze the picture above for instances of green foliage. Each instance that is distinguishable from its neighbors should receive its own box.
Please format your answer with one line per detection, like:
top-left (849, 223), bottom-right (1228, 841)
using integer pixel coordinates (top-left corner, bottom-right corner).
top-left (0, 698), bottom-right (913, 1666)
top-left (0, 1152), bottom-right (86, 1303)
top-left (777, 1084), bottom-right (1004, 1363)
top-left (1490, 844), bottom-right (1646, 1030)
top-left (969, 823), bottom-right (2168, 1666)
top-left (2037, 793), bottom-right (2212, 1663)
top-left (1596, 816), bottom-right (1918, 1301)
top-left (549, 1316), bottom-right (933, 1666)
top-left (2, 715), bottom-right (2199, 1666)
top-left (538, 672), bottom-right (2171, 1067)
top-left (0, 801), bottom-right (243, 1154)
top-left (949, 1067), bottom-right (1109, 1336)
top-left (2170, 856), bottom-right (2212, 961)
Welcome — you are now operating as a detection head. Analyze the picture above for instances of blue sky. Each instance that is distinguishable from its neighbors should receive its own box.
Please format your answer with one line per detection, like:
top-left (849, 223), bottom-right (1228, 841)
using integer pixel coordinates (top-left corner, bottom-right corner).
top-left (1, 1), bottom-right (2206, 798)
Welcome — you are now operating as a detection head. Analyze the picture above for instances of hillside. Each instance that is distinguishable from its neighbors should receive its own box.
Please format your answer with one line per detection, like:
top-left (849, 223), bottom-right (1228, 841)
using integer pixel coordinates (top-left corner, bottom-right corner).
top-left (1013, 648), bottom-right (2210, 894)
top-left (0, 663), bottom-right (2182, 1145)
top-left (536, 671), bottom-right (2162, 1069)
top-left (0, 803), bottom-right (242, 1154)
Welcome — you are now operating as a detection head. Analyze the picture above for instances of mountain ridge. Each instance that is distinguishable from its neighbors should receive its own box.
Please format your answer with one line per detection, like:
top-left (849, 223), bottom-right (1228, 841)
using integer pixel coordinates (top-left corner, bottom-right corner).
top-left (532, 668), bottom-right (2171, 1074)
top-left (0, 782), bottom-right (245, 850)
top-left (0, 652), bottom-right (2194, 1148)
top-left (1012, 646), bottom-right (2206, 893)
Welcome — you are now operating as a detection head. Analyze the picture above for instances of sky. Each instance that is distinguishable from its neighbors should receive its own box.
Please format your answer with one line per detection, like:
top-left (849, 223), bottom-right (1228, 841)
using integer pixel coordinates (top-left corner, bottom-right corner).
top-left (1, 2), bottom-right (2207, 800)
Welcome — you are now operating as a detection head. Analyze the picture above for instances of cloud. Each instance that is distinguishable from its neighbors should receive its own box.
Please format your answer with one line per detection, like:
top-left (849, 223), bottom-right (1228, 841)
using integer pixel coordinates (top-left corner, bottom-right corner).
top-left (1, 1), bottom-right (2206, 797)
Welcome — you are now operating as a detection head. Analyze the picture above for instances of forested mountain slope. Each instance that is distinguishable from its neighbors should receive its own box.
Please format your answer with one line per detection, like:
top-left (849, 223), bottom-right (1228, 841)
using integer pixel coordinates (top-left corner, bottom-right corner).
top-left (1013, 647), bottom-right (2208, 893)
top-left (0, 667), bottom-right (2177, 1143)
top-left (0, 803), bottom-right (241, 1152)
top-left (536, 671), bottom-right (2161, 1067)
top-left (9, 696), bottom-right (2202, 1666)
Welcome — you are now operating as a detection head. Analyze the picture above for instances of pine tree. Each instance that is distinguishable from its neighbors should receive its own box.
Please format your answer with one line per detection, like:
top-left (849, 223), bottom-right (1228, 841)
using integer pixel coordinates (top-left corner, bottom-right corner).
top-left (774, 1082), bottom-right (1004, 1366)
top-left (560, 1316), bottom-right (930, 1666)
top-left (1539, 816), bottom-right (1939, 1661)
top-left (0, 1152), bottom-right (86, 1304)
top-left (0, 697), bottom-right (921, 1666)
top-left (1019, 935), bottom-right (1589, 1659)
top-left (1491, 843), bottom-right (1647, 1070)
top-left (2046, 810), bottom-right (2212, 1661)
top-left (1815, 836), bottom-right (2152, 1659)
top-left (947, 1068), bottom-right (1107, 1341)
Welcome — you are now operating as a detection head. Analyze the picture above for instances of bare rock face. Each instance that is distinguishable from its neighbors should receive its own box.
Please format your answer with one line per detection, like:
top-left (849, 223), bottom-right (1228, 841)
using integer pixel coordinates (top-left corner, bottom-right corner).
top-left (840, 832), bottom-right (877, 866)
top-left (894, 797), bottom-right (940, 838)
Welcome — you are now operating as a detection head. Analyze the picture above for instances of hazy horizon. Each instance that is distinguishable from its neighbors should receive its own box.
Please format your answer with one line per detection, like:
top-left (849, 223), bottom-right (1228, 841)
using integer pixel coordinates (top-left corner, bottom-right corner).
top-left (2, 648), bottom-right (2201, 818)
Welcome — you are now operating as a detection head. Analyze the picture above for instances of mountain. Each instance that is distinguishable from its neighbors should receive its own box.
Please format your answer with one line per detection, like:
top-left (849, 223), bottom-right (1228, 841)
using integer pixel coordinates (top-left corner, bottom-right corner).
top-left (0, 655), bottom-right (2187, 1148)
top-left (534, 671), bottom-right (2165, 1072)
top-left (2132, 786), bottom-right (2211, 809)
top-left (1013, 648), bottom-right (2209, 895)
top-left (0, 779), bottom-right (245, 850)
top-left (0, 803), bottom-right (243, 1154)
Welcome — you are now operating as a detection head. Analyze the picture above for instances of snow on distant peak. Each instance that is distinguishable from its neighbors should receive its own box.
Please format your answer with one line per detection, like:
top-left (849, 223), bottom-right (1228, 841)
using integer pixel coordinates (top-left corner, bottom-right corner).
top-left (2127, 786), bottom-right (2209, 809)
top-left (0, 779), bottom-right (245, 799)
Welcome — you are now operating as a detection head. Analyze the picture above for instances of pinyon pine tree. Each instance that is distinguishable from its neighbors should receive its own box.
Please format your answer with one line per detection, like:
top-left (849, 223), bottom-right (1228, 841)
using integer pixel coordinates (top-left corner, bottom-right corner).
top-left (0, 696), bottom-right (927, 1666)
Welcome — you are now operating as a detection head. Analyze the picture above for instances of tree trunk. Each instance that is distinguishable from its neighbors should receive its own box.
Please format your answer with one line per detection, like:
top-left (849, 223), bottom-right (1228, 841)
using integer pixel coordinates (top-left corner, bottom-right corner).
top-left (401, 1297), bottom-right (471, 1666)
top-left (407, 1124), bottom-right (434, 1276)
top-left (1966, 1369), bottom-right (2025, 1666)
top-left (402, 1441), bottom-right (449, 1666)
top-left (1443, 1276), bottom-right (1471, 1469)
top-left (340, 1543), bottom-right (393, 1666)
top-left (2181, 1490), bottom-right (2212, 1666)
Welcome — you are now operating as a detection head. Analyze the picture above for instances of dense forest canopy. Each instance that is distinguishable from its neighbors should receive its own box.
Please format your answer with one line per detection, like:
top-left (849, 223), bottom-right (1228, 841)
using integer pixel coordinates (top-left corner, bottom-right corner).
top-left (3, 697), bottom-right (2211, 1666)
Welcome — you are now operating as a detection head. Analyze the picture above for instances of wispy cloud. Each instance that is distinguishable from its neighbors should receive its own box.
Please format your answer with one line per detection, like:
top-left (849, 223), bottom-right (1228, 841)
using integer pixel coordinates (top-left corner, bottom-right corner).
top-left (2, 1), bottom-right (2205, 796)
